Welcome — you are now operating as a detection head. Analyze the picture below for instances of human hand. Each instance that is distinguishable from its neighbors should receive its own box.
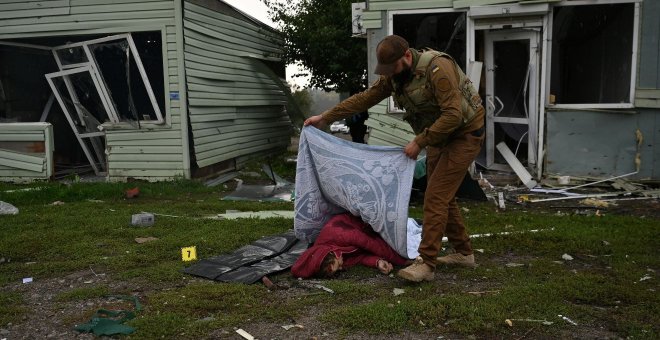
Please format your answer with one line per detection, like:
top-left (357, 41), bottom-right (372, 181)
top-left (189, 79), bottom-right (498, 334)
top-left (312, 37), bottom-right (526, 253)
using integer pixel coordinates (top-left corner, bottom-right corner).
top-left (377, 259), bottom-right (393, 274)
top-left (303, 115), bottom-right (327, 128)
top-left (404, 140), bottom-right (421, 160)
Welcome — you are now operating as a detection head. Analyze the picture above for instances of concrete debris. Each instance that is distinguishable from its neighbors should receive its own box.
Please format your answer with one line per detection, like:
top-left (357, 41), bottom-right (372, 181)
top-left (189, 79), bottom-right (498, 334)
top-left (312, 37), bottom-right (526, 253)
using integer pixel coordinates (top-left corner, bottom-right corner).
top-left (0, 201), bottom-right (18, 215)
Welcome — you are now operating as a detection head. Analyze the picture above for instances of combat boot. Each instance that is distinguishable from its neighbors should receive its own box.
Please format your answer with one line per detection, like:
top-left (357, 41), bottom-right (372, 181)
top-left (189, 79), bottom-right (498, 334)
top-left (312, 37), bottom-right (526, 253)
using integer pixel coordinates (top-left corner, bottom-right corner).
top-left (436, 253), bottom-right (476, 268)
top-left (397, 257), bottom-right (434, 282)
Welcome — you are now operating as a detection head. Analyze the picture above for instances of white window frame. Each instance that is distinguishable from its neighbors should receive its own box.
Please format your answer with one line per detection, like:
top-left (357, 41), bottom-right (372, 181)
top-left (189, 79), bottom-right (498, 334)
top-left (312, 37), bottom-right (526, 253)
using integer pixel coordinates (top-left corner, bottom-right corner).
top-left (52, 33), bottom-right (165, 124)
top-left (544, 0), bottom-right (641, 110)
top-left (386, 8), bottom-right (470, 114)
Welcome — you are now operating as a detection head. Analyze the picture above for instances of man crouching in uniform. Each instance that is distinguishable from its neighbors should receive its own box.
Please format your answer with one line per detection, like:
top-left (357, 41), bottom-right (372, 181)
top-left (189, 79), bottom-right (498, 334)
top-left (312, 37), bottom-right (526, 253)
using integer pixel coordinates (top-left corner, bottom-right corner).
top-left (304, 35), bottom-right (485, 282)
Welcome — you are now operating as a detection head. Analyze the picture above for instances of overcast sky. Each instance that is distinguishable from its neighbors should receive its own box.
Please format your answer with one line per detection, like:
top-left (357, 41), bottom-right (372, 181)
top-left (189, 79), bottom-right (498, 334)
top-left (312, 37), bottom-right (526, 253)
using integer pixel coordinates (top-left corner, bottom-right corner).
top-left (222, 0), bottom-right (310, 88)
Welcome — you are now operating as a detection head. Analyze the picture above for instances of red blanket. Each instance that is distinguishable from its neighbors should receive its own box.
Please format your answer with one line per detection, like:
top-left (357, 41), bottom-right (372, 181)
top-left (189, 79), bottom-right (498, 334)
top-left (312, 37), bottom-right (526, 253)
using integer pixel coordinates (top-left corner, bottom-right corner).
top-left (291, 213), bottom-right (408, 278)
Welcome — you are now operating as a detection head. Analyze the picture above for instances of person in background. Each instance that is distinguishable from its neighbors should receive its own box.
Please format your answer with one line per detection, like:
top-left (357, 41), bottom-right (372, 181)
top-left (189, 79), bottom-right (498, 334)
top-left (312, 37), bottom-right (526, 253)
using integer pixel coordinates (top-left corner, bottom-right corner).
top-left (304, 35), bottom-right (485, 282)
top-left (346, 111), bottom-right (369, 144)
top-left (291, 213), bottom-right (408, 278)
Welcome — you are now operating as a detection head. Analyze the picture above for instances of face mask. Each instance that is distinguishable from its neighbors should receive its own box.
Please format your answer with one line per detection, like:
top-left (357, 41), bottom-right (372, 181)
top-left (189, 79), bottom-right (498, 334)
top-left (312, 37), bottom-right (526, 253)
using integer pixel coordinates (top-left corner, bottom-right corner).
top-left (392, 64), bottom-right (412, 85)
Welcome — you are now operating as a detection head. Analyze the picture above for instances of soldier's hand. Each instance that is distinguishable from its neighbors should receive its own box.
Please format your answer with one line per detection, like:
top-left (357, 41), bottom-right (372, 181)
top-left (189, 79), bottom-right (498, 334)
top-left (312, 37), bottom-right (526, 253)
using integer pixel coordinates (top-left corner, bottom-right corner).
top-left (303, 115), bottom-right (327, 128)
top-left (404, 140), bottom-right (421, 160)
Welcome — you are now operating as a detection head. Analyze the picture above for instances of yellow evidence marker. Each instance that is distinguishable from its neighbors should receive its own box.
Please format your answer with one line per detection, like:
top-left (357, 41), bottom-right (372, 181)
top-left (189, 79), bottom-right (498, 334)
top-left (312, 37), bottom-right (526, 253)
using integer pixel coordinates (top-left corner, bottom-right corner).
top-left (181, 246), bottom-right (197, 261)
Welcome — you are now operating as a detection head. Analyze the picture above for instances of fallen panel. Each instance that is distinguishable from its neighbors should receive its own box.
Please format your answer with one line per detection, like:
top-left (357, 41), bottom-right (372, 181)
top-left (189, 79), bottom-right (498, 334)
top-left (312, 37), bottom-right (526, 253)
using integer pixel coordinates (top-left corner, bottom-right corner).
top-left (496, 141), bottom-right (537, 189)
top-left (183, 230), bottom-right (303, 282)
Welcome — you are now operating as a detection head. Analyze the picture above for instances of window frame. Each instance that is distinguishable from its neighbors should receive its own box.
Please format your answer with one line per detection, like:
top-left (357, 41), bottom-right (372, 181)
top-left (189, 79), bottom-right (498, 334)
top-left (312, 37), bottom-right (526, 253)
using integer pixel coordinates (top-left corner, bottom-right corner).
top-left (51, 32), bottom-right (167, 125)
top-left (386, 7), bottom-right (470, 114)
top-left (545, 0), bottom-right (641, 109)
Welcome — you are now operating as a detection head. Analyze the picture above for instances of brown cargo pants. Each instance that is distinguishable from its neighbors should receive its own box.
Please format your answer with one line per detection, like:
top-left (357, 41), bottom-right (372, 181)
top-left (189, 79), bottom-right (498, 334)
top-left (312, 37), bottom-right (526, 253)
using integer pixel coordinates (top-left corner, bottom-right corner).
top-left (418, 129), bottom-right (484, 267)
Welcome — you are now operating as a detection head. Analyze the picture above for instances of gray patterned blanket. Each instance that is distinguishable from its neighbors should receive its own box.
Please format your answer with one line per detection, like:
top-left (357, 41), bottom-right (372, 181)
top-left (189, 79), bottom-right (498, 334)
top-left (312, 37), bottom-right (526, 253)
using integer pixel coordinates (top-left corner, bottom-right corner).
top-left (294, 126), bottom-right (416, 258)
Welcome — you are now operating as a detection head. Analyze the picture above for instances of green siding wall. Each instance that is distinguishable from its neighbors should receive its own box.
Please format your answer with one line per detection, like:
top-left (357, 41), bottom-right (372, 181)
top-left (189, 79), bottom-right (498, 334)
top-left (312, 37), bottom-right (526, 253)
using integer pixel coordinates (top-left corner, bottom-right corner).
top-left (0, 123), bottom-right (54, 181)
top-left (183, 1), bottom-right (291, 169)
top-left (0, 0), bottom-right (187, 180)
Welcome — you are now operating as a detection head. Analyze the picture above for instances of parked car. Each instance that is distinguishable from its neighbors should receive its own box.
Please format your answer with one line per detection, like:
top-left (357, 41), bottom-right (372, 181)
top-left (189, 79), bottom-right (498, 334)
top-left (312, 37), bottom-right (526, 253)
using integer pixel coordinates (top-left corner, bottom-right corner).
top-left (330, 120), bottom-right (350, 134)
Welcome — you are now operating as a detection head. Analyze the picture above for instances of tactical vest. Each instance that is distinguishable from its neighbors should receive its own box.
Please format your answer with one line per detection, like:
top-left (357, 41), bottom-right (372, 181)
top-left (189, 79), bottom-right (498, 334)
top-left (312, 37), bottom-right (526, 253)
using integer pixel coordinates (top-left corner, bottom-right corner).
top-left (391, 50), bottom-right (482, 136)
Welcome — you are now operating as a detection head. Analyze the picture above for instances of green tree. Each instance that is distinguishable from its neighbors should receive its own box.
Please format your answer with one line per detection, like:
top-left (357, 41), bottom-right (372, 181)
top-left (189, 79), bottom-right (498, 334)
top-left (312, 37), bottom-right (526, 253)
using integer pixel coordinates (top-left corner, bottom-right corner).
top-left (263, 0), bottom-right (367, 94)
top-left (290, 88), bottom-right (313, 118)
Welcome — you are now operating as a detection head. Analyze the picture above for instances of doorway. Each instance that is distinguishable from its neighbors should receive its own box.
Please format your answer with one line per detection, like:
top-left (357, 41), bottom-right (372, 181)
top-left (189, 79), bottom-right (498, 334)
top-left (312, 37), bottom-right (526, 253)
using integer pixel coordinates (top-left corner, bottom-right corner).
top-left (482, 29), bottom-right (540, 170)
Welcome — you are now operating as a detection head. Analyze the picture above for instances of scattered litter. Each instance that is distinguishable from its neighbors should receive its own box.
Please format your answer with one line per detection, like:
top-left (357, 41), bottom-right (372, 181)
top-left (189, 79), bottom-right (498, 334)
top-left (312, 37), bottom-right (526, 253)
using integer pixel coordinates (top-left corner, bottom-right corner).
top-left (557, 176), bottom-right (571, 185)
top-left (558, 314), bottom-right (578, 326)
top-left (580, 198), bottom-right (610, 208)
top-left (147, 212), bottom-right (181, 218)
top-left (281, 324), bottom-right (304, 331)
top-left (497, 192), bottom-right (506, 209)
top-left (496, 142), bottom-right (538, 189)
top-left (0, 201), bottom-right (18, 215)
top-left (314, 284), bottom-right (334, 294)
top-left (561, 254), bottom-right (574, 261)
top-left (262, 276), bottom-right (275, 289)
top-left (509, 318), bottom-right (553, 325)
top-left (134, 237), bottom-right (158, 244)
top-left (419, 320), bottom-right (426, 327)
top-left (50, 201), bottom-right (65, 206)
top-left (210, 210), bottom-right (295, 220)
top-left (84, 280), bottom-right (93, 284)
top-left (131, 213), bottom-right (154, 227)
top-left (87, 199), bottom-right (104, 203)
top-left (517, 194), bottom-right (529, 203)
top-left (505, 319), bottom-right (513, 327)
top-left (639, 274), bottom-right (652, 282)
top-left (75, 295), bottom-right (142, 336)
top-left (393, 288), bottom-right (405, 296)
top-left (3, 187), bottom-right (44, 193)
top-left (0, 257), bottom-right (8, 264)
top-left (505, 263), bottom-right (524, 268)
top-left (236, 328), bottom-right (254, 340)
top-left (205, 171), bottom-right (239, 187)
top-left (461, 207), bottom-right (470, 213)
top-left (467, 290), bottom-right (499, 295)
top-left (124, 187), bottom-right (139, 199)
top-left (478, 172), bottom-right (494, 189)
top-left (22, 277), bottom-right (33, 284)
top-left (475, 249), bottom-right (484, 253)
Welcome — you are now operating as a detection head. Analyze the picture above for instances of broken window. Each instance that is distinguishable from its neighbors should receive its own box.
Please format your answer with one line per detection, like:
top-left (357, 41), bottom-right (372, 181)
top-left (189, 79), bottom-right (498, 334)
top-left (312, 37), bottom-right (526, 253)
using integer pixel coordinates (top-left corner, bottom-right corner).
top-left (550, 3), bottom-right (636, 106)
top-left (52, 33), bottom-right (165, 125)
top-left (0, 31), bottom-right (167, 177)
top-left (390, 10), bottom-right (467, 113)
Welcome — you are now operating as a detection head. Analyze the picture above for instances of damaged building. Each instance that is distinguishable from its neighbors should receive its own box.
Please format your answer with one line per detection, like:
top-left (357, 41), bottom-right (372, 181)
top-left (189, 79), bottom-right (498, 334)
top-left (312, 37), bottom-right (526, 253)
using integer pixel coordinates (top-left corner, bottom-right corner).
top-left (0, 0), bottom-right (291, 181)
top-left (355, 0), bottom-right (659, 181)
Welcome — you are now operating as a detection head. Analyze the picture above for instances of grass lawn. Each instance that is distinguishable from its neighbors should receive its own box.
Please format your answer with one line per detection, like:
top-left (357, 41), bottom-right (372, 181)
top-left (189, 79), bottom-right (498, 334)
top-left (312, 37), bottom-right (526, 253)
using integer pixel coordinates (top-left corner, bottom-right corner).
top-left (0, 174), bottom-right (658, 339)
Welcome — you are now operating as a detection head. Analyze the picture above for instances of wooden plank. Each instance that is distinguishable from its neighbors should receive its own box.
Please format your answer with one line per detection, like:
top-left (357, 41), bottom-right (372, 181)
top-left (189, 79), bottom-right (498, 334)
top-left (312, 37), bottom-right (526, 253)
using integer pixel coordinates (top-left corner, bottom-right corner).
top-left (105, 130), bottom-right (181, 141)
top-left (0, 0), bottom-right (69, 12)
top-left (453, 0), bottom-right (517, 8)
top-left (368, 0), bottom-right (453, 11)
top-left (0, 18), bottom-right (173, 36)
top-left (184, 11), bottom-right (281, 50)
top-left (108, 161), bottom-right (184, 170)
top-left (0, 123), bottom-right (51, 131)
top-left (196, 136), bottom-right (290, 167)
top-left (109, 145), bottom-right (183, 154)
top-left (107, 169), bottom-right (184, 177)
top-left (0, 148), bottom-right (45, 164)
top-left (0, 134), bottom-right (46, 142)
top-left (0, 155), bottom-right (44, 173)
top-left (0, 7), bottom-right (70, 20)
top-left (70, 2), bottom-right (174, 15)
top-left (108, 153), bottom-right (183, 162)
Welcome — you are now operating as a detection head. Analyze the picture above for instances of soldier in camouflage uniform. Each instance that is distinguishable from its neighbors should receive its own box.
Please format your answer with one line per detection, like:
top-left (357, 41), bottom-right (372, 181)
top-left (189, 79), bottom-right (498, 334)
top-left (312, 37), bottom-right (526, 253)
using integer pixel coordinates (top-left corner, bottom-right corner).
top-left (304, 35), bottom-right (485, 282)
